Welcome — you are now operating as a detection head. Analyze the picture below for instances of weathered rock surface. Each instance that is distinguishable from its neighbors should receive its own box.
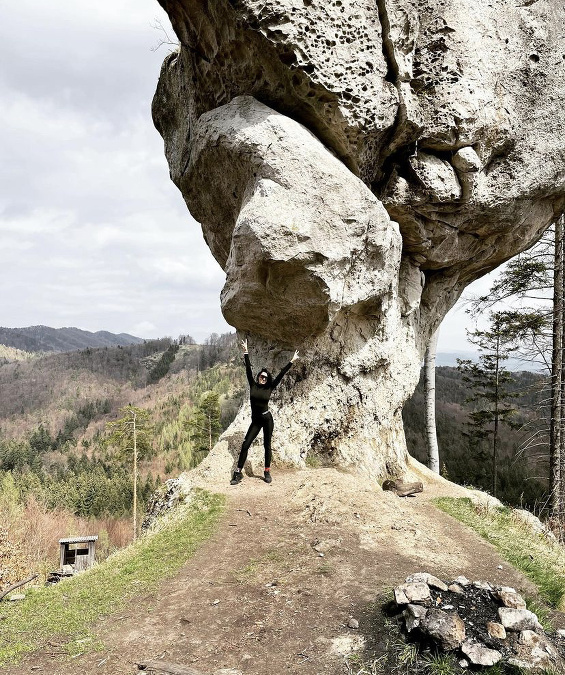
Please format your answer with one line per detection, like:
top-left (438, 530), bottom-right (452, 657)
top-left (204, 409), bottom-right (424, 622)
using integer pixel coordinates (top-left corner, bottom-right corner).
top-left (461, 640), bottom-right (502, 666)
top-left (421, 608), bottom-right (466, 650)
top-left (153, 0), bottom-right (565, 475)
top-left (403, 604), bottom-right (428, 632)
top-left (499, 608), bottom-right (542, 632)
top-left (394, 582), bottom-right (431, 605)
top-left (487, 621), bottom-right (507, 640)
top-left (141, 477), bottom-right (191, 532)
top-left (495, 589), bottom-right (527, 610)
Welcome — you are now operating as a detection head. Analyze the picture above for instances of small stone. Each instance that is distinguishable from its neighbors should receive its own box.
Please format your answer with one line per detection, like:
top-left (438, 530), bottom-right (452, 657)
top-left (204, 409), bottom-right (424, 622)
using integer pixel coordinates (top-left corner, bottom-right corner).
top-left (487, 621), bottom-right (507, 640)
top-left (443, 605), bottom-right (454, 610)
top-left (452, 146), bottom-right (481, 173)
top-left (497, 565), bottom-right (503, 569)
top-left (212, 599), bottom-right (220, 605)
top-left (312, 538), bottom-right (340, 553)
top-left (8, 594), bottom-right (25, 601)
top-left (519, 630), bottom-right (541, 647)
top-left (394, 587), bottom-right (409, 605)
top-left (394, 582), bottom-right (431, 606)
top-left (448, 584), bottom-right (464, 594)
top-left (473, 580), bottom-right (492, 590)
top-left (421, 609), bottom-right (466, 650)
top-left (556, 629), bottom-right (565, 638)
top-left (406, 572), bottom-right (448, 591)
top-left (347, 618), bottom-right (359, 629)
top-left (461, 640), bottom-right (502, 666)
top-left (453, 576), bottom-right (470, 586)
top-left (498, 608), bottom-right (541, 632)
top-left (403, 604), bottom-right (428, 632)
top-left (496, 590), bottom-right (527, 609)
top-left (458, 658), bottom-right (469, 668)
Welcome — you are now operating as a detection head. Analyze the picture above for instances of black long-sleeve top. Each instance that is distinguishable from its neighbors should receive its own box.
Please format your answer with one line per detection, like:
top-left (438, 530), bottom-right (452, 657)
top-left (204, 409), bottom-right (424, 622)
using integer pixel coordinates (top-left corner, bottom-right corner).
top-left (244, 353), bottom-right (292, 417)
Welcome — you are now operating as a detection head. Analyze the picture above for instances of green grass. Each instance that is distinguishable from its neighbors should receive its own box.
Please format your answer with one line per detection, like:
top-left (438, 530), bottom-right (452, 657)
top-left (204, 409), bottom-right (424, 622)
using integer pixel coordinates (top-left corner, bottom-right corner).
top-left (434, 497), bottom-right (565, 610)
top-left (0, 489), bottom-right (225, 666)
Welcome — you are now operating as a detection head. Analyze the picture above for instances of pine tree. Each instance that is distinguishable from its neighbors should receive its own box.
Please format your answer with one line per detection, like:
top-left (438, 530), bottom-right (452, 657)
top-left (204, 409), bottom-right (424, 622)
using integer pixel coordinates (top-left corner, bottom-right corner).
top-left (471, 215), bottom-right (565, 515)
top-left (106, 405), bottom-right (152, 541)
top-left (187, 392), bottom-right (222, 456)
top-left (457, 312), bottom-right (521, 497)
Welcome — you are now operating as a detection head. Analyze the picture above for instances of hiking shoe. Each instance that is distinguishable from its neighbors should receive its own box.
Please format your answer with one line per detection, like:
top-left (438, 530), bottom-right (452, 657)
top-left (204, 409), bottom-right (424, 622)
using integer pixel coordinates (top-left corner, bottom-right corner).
top-left (230, 470), bottom-right (243, 485)
top-left (264, 471), bottom-right (272, 484)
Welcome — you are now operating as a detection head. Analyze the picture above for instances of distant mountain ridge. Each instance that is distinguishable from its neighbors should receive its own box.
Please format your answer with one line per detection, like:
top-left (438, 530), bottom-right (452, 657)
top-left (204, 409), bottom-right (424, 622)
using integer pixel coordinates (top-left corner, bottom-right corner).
top-left (0, 325), bottom-right (144, 353)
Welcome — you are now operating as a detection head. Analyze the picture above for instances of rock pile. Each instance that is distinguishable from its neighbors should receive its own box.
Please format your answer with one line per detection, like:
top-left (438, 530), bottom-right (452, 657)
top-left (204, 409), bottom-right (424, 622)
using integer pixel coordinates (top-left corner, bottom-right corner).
top-left (394, 573), bottom-right (564, 670)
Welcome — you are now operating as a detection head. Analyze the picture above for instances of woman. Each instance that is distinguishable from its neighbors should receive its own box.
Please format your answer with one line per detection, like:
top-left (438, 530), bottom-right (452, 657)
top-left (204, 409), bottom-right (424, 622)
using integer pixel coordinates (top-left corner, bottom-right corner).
top-left (231, 339), bottom-right (299, 485)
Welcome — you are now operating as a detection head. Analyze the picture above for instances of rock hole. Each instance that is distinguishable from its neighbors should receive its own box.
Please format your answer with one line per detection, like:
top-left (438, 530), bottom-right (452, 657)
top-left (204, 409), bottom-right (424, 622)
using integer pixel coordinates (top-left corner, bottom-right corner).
top-left (529, 53), bottom-right (540, 63)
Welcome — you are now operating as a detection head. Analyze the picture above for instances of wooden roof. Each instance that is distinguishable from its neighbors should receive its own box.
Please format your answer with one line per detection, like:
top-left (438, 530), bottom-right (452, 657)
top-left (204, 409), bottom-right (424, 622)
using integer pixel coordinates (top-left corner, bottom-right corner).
top-left (59, 535), bottom-right (98, 544)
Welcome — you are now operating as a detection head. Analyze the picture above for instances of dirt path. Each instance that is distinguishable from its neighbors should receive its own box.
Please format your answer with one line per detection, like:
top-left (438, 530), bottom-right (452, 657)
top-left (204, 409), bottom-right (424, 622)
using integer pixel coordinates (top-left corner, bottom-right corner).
top-left (13, 467), bottom-right (541, 675)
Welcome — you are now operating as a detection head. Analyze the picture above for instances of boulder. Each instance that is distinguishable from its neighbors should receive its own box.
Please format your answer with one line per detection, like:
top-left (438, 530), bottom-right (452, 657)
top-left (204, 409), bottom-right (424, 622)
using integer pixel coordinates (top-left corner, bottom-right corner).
top-left (395, 582), bottom-right (431, 605)
top-left (498, 608), bottom-right (542, 632)
top-left (495, 590), bottom-right (527, 610)
top-left (421, 609), bottom-right (466, 650)
top-left (461, 640), bottom-right (502, 666)
top-left (153, 0), bottom-right (565, 474)
top-left (403, 604), bottom-right (428, 632)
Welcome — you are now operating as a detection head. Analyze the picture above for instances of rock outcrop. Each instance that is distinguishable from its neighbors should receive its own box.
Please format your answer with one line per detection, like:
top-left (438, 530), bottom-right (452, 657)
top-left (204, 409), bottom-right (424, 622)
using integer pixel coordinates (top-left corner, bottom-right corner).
top-left (153, 0), bottom-right (565, 477)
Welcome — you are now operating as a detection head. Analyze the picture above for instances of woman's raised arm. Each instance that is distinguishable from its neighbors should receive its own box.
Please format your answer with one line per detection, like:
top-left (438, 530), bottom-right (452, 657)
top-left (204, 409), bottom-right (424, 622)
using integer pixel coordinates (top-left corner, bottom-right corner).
top-left (241, 339), bottom-right (254, 386)
top-left (272, 350), bottom-right (299, 389)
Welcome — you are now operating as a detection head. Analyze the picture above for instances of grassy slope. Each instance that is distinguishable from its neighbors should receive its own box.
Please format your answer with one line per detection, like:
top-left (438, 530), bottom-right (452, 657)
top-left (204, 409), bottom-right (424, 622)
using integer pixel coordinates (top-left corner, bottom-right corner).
top-left (435, 497), bottom-right (565, 611)
top-left (0, 489), bottom-right (225, 666)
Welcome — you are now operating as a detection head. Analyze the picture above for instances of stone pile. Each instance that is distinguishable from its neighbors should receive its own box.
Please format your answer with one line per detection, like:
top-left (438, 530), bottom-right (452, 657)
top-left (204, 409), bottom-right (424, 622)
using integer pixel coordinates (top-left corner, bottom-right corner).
top-left (394, 573), bottom-right (564, 670)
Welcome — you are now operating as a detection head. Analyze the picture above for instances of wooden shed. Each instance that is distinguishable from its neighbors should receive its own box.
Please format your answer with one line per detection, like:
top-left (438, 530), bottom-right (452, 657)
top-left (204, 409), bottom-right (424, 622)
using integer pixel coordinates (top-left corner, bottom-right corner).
top-left (59, 535), bottom-right (98, 572)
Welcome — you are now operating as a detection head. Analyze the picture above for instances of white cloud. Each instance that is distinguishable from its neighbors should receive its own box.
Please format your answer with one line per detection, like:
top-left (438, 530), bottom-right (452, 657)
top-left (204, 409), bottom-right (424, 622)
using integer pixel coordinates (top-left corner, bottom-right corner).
top-left (0, 0), bottom-right (509, 349)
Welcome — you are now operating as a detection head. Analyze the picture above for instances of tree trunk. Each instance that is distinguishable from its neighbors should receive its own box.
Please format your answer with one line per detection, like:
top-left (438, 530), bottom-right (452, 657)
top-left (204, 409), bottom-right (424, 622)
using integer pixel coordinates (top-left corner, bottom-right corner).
top-left (493, 333), bottom-right (500, 499)
top-left (551, 215), bottom-right (563, 516)
top-left (560, 214), bottom-right (565, 519)
top-left (424, 328), bottom-right (440, 474)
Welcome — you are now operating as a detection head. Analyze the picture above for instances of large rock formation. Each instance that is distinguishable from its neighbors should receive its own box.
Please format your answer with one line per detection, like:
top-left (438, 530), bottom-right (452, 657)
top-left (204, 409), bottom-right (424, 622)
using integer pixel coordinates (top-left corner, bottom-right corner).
top-left (152, 0), bottom-right (565, 477)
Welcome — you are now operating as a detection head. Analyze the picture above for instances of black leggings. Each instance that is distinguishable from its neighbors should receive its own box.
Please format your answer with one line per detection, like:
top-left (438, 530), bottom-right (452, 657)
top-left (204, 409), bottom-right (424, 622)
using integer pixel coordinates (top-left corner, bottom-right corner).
top-left (237, 412), bottom-right (274, 469)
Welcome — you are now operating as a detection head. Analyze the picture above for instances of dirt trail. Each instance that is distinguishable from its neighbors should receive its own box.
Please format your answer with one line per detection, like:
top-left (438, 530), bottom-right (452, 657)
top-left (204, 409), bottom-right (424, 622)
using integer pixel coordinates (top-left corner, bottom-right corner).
top-left (14, 466), bottom-right (541, 675)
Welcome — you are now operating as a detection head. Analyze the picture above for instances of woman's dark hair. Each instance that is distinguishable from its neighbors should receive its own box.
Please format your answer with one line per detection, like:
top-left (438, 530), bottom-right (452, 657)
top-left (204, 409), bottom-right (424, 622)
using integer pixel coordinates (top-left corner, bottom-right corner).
top-left (256, 369), bottom-right (273, 387)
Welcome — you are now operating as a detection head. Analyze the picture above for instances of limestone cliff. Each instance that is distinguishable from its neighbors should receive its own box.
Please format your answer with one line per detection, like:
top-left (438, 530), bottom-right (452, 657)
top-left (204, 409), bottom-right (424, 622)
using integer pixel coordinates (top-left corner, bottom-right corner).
top-left (153, 0), bottom-right (565, 477)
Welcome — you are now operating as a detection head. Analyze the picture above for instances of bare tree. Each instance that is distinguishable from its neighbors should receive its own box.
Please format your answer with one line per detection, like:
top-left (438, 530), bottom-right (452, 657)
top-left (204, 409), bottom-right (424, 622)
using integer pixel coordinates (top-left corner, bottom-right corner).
top-left (424, 328), bottom-right (440, 474)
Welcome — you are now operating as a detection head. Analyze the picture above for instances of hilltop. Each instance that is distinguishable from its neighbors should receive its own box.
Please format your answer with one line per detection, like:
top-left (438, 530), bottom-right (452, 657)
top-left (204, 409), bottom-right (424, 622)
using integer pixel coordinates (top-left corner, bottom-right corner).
top-left (0, 325), bottom-right (143, 354)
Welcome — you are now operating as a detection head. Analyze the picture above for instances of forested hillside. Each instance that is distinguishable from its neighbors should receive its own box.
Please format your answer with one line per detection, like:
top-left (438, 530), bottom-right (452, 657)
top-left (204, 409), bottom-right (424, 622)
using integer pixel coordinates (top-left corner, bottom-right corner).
top-left (403, 366), bottom-right (548, 510)
top-left (0, 333), bottom-right (245, 589)
top-left (0, 325), bottom-right (143, 353)
top-left (1, 340), bottom-right (552, 592)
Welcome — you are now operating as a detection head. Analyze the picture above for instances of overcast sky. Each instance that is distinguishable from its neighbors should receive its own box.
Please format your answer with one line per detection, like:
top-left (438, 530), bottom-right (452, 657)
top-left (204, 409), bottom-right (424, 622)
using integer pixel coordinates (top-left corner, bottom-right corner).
top-left (0, 0), bottom-right (491, 351)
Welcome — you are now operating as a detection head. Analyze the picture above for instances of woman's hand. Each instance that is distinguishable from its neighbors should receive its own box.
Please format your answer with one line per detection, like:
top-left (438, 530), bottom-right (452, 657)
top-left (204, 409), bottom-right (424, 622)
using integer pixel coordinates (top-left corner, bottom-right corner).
top-left (291, 350), bottom-right (300, 363)
top-left (241, 339), bottom-right (248, 353)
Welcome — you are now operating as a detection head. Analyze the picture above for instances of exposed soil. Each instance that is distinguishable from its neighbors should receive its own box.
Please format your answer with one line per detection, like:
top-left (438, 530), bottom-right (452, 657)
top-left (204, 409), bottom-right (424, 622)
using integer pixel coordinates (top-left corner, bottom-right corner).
top-left (9, 464), bottom-right (548, 675)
